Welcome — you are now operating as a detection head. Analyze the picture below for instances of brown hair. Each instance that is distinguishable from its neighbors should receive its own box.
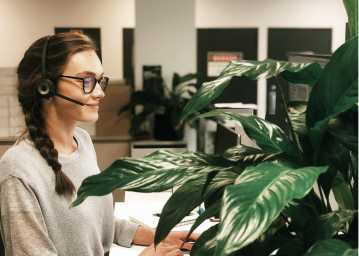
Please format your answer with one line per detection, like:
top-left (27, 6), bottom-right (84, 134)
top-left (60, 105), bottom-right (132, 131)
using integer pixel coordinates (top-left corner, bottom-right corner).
top-left (16, 32), bottom-right (97, 197)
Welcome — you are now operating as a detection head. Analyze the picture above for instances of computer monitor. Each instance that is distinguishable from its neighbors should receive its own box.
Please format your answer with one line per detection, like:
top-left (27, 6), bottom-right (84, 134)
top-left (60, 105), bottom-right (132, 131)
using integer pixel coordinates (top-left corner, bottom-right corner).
top-left (287, 52), bottom-right (331, 102)
top-left (214, 124), bottom-right (238, 155)
top-left (213, 104), bottom-right (257, 155)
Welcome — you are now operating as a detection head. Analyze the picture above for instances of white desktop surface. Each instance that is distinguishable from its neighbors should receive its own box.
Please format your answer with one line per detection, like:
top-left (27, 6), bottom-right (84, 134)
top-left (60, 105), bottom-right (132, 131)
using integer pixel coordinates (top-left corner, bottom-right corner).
top-left (110, 192), bottom-right (214, 256)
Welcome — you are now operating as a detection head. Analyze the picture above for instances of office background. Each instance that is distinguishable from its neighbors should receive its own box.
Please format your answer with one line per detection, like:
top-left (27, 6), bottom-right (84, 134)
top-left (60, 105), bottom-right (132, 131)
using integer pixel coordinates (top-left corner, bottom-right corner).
top-left (0, 0), bottom-right (347, 181)
top-left (0, 0), bottom-right (347, 131)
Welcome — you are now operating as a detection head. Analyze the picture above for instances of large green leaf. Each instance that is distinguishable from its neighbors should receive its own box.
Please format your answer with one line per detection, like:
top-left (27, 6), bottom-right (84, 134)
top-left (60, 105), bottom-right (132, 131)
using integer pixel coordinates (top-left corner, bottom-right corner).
top-left (318, 210), bottom-right (356, 236)
top-left (239, 217), bottom-right (294, 256)
top-left (145, 149), bottom-right (235, 168)
top-left (155, 176), bottom-right (208, 245)
top-left (72, 150), bottom-right (234, 207)
top-left (197, 110), bottom-right (299, 158)
top-left (214, 161), bottom-right (328, 255)
top-left (306, 36), bottom-right (357, 127)
top-left (72, 161), bottom-right (188, 207)
top-left (343, 0), bottom-right (358, 39)
top-left (349, 151), bottom-right (358, 184)
top-left (332, 172), bottom-right (355, 210)
top-left (284, 199), bottom-right (319, 233)
top-left (314, 124), bottom-right (355, 183)
top-left (191, 224), bottom-right (218, 256)
top-left (155, 171), bottom-right (238, 244)
top-left (181, 76), bottom-right (232, 121)
top-left (307, 37), bottom-right (358, 151)
top-left (304, 239), bottom-right (358, 256)
top-left (288, 104), bottom-right (307, 135)
top-left (224, 144), bottom-right (279, 162)
top-left (317, 165), bottom-right (338, 203)
top-left (275, 237), bottom-right (306, 256)
top-left (181, 60), bottom-right (321, 120)
top-left (304, 209), bottom-right (357, 244)
top-left (184, 200), bottom-right (221, 246)
top-left (328, 110), bottom-right (358, 153)
top-left (218, 59), bottom-right (321, 84)
top-left (281, 63), bottom-right (323, 86)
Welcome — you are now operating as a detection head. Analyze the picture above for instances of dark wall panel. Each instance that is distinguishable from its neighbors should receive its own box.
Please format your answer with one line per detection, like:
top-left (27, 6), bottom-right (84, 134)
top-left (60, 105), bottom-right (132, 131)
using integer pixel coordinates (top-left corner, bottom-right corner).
top-left (197, 28), bottom-right (258, 104)
top-left (123, 28), bottom-right (134, 86)
top-left (267, 28), bottom-right (332, 131)
top-left (268, 28), bottom-right (332, 59)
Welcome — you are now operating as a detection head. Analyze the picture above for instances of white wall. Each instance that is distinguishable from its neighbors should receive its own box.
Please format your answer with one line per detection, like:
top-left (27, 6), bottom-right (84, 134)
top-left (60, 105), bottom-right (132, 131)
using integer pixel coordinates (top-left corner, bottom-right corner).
top-left (196, 0), bottom-right (347, 117)
top-left (0, 0), bottom-right (135, 80)
top-left (135, 0), bottom-right (197, 151)
top-left (196, 0), bottom-right (347, 54)
top-left (135, 0), bottom-right (196, 89)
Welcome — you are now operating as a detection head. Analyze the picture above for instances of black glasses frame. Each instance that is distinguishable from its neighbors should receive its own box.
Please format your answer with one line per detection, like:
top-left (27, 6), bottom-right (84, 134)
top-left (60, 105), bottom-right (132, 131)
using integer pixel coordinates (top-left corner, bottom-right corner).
top-left (58, 75), bottom-right (109, 94)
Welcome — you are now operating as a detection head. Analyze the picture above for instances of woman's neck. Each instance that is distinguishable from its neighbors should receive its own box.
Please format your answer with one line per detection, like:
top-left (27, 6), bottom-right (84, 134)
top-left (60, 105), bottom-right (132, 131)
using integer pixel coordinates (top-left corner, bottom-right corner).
top-left (45, 112), bottom-right (78, 155)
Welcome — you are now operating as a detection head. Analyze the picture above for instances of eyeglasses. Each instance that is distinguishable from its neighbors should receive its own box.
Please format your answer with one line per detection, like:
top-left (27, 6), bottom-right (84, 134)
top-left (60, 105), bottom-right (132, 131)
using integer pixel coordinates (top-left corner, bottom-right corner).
top-left (58, 75), bottom-right (109, 94)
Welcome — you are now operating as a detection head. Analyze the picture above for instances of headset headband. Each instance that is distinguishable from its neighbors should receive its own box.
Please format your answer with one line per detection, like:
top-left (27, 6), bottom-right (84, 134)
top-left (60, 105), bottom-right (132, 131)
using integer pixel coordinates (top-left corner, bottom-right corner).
top-left (41, 36), bottom-right (51, 78)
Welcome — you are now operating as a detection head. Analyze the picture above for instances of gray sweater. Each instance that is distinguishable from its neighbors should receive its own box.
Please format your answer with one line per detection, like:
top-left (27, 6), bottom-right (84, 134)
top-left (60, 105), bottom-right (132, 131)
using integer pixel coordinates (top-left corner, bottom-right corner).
top-left (0, 127), bottom-right (139, 255)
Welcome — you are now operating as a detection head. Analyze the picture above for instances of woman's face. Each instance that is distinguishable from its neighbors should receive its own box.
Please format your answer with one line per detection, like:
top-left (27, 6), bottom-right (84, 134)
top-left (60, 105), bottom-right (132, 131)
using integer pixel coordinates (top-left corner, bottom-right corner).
top-left (51, 49), bottom-right (105, 123)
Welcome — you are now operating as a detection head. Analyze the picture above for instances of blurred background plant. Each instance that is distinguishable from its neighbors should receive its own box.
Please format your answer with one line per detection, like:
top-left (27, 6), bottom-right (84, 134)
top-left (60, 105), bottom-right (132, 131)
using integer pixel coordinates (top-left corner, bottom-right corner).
top-left (118, 72), bottom-right (198, 140)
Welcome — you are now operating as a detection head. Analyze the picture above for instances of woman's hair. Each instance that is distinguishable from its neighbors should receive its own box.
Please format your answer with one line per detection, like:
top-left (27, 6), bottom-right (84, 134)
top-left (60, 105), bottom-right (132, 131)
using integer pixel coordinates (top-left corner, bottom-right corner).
top-left (16, 32), bottom-right (97, 197)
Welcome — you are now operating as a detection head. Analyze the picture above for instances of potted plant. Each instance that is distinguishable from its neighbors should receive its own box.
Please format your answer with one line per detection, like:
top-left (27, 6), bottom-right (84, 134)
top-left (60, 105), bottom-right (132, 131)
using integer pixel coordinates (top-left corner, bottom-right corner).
top-left (119, 72), bottom-right (198, 140)
top-left (73, 1), bottom-right (357, 255)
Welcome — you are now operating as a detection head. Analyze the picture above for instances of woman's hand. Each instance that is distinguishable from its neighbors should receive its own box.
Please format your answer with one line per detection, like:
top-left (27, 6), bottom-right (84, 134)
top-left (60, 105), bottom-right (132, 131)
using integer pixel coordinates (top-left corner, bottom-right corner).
top-left (133, 225), bottom-right (199, 252)
top-left (139, 243), bottom-right (183, 256)
top-left (164, 231), bottom-right (199, 251)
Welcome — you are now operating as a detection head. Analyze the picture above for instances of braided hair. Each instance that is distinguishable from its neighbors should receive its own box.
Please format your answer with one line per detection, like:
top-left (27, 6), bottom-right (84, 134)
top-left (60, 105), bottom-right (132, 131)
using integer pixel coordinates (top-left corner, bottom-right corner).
top-left (16, 32), bottom-right (97, 196)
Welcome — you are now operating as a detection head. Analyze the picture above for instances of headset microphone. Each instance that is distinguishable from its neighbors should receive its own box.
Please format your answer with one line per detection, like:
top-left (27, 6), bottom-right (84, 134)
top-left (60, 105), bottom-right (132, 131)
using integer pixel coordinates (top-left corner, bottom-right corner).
top-left (54, 93), bottom-right (87, 106)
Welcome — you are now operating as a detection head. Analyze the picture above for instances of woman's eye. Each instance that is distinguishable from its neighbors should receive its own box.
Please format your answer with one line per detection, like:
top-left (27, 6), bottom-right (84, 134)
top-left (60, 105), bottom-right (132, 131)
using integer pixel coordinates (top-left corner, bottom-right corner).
top-left (83, 77), bottom-right (94, 89)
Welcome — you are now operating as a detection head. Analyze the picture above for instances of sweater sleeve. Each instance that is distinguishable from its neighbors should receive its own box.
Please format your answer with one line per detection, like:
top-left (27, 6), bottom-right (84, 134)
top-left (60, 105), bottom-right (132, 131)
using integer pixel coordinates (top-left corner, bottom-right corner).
top-left (0, 176), bottom-right (58, 256)
top-left (113, 217), bottom-right (139, 248)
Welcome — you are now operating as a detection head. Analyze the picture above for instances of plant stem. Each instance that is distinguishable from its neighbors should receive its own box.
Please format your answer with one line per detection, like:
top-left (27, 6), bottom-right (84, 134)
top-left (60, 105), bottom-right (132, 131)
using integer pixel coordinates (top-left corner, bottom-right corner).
top-left (325, 192), bottom-right (332, 212)
top-left (275, 77), bottom-right (303, 157)
top-left (318, 184), bottom-right (330, 211)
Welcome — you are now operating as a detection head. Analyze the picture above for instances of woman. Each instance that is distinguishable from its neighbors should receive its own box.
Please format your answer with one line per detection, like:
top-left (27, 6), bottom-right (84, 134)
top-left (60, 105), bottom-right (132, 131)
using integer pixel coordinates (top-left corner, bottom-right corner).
top-left (0, 32), bottom-right (195, 255)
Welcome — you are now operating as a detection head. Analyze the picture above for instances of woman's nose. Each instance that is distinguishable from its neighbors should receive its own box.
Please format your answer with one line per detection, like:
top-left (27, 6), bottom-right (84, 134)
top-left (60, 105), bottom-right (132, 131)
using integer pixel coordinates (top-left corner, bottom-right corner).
top-left (92, 82), bottom-right (105, 98)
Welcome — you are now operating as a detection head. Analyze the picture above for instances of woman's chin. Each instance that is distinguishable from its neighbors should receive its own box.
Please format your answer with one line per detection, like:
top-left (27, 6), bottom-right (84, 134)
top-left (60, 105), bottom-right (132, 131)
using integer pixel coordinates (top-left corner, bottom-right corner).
top-left (79, 113), bottom-right (99, 123)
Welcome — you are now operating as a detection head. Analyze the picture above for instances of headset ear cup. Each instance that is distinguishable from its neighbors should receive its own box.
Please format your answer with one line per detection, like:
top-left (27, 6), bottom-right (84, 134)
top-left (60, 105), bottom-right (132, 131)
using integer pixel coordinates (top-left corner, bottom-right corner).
top-left (37, 79), bottom-right (54, 98)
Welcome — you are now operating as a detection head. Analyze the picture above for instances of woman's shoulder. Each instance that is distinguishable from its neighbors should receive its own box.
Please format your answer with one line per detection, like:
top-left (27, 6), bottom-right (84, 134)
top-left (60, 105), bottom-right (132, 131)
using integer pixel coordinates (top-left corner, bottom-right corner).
top-left (0, 140), bottom-right (46, 184)
top-left (1, 139), bottom-right (38, 164)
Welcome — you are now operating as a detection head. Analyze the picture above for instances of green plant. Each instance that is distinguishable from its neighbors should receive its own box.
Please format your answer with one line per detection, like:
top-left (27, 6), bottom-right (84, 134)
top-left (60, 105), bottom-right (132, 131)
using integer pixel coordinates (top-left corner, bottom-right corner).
top-left (119, 72), bottom-right (198, 139)
top-left (73, 1), bottom-right (358, 255)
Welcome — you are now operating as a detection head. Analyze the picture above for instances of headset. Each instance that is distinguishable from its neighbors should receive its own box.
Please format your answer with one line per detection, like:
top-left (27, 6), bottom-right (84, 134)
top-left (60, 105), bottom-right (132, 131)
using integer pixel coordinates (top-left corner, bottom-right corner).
top-left (36, 35), bottom-right (87, 106)
top-left (37, 36), bottom-right (55, 98)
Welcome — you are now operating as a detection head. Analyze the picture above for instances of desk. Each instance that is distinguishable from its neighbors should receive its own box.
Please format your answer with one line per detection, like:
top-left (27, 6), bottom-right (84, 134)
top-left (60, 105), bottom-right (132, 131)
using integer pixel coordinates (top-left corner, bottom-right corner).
top-left (110, 192), bottom-right (214, 256)
top-left (130, 140), bottom-right (188, 158)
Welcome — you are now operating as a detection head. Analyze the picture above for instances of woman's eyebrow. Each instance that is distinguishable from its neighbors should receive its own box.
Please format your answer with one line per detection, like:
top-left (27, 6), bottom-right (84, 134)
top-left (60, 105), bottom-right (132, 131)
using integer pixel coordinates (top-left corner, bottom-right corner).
top-left (76, 71), bottom-right (104, 77)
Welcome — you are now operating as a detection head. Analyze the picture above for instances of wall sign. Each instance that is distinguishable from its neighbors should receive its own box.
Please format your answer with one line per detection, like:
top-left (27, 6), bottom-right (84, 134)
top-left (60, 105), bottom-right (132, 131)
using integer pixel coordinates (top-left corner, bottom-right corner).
top-left (207, 51), bottom-right (243, 77)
